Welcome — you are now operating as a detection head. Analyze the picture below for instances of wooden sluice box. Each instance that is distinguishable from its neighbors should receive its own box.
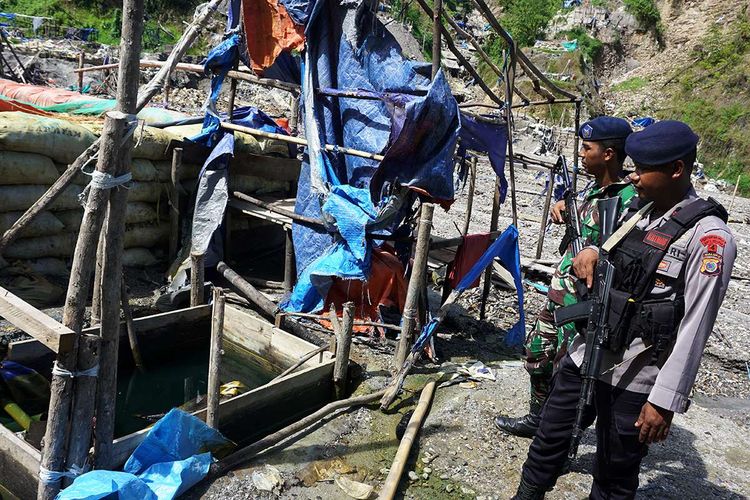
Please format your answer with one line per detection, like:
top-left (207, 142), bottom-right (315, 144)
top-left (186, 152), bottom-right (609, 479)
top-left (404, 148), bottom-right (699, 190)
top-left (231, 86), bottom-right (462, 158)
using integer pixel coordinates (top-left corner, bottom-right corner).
top-left (0, 293), bottom-right (334, 500)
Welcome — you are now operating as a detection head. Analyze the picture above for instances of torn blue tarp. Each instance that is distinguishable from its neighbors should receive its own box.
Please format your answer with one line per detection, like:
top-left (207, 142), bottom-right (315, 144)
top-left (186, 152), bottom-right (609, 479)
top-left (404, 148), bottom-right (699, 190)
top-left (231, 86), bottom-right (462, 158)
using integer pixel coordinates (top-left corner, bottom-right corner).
top-left (57, 409), bottom-right (232, 500)
top-left (278, 0), bottom-right (314, 26)
top-left (457, 113), bottom-right (509, 202)
top-left (197, 33), bottom-right (240, 149)
top-left (413, 225), bottom-right (526, 350)
top-left (285, 0), bottom-right (459, 313)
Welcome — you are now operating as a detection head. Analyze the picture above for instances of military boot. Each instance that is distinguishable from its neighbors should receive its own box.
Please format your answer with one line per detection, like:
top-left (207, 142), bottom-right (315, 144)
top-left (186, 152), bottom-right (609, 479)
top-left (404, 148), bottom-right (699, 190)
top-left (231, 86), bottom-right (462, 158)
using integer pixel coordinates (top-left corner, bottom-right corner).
top-left (511, 477), bottom-right (546, 500)
top-left (493, 400), bottom-right (542, 438)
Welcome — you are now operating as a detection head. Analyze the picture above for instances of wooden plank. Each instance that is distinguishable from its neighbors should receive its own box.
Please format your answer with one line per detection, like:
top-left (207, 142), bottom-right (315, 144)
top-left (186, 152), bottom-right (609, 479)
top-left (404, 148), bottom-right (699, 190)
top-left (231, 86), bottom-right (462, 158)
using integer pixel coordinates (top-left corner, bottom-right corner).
top-left (8, 305), bottom-right (212, 365)
top-left (0, 421), bottom-right (41, 500)
top-left (0, 285), bottom-right (74, 354)
top-left (223, 305), bottom-right (332, 371)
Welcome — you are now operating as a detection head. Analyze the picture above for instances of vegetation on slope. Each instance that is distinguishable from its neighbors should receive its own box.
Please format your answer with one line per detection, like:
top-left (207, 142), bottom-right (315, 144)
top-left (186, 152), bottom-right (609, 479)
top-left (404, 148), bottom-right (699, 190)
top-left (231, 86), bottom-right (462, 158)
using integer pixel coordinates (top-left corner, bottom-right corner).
top-left (663, 11), bottom-right (750, 193)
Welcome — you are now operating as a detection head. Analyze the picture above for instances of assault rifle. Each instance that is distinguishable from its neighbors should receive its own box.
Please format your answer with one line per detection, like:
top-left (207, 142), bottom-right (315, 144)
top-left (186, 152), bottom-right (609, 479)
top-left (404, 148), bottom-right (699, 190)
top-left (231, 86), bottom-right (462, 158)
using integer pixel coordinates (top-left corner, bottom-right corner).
top-left (554, 199), bottom-right (654, 463)
top-left (557, 155), bottom-right (584, 257)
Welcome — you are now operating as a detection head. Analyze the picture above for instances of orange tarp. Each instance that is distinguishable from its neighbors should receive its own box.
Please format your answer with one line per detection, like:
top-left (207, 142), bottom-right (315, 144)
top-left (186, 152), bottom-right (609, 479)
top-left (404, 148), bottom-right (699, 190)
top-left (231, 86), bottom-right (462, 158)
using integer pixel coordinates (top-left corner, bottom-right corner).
top-left (243, 0), bottom-right (305, 74)
top-left (324, 247), bottom-right (408, 335)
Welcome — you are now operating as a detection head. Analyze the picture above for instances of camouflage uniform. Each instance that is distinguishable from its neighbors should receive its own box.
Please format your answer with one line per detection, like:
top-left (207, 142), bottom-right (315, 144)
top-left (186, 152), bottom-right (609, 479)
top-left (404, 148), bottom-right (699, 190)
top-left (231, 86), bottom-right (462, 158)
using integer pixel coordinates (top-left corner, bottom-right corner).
top-left (524, 180), bottom-right (638, 408)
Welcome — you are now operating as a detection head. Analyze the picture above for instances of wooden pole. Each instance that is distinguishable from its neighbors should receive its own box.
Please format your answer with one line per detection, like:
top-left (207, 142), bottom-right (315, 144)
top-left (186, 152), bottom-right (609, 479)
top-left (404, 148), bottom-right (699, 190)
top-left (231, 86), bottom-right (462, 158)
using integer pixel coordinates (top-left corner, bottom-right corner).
top-left (572, 99), bottom-right (581, 190)
top-left (728, 174), bottom-right (741, 213)
top-left (206, 288), bottom-right (225, 429)
top-left (78, 51), bottom-right (84, 94)
top-left (169, 148), bottom-right (183, 262)
top-left (462, 156), bottom-right (477, 236)
top-left (61, 334), bottom-right (100, 487)
top-left (271, 344), bottom-right (328, 382)
top-left (191, 252), bottom-right (205, 307)
top-left (94, 0), bottom-right (144, 468)
top-left (289, 95), bottom-right (300, 135)
top-left (283, 229), bottom-right (295, 294)
top-left (431, 0), bottom-right (442, 79)
top-left (536, 166), bottom-right (554, 259)
top-left (378, 380), bottom-right (437, 500)
top-left (395, 204), bottom-right (434, 366)
top-left (121, 279), bottom-right (145, 370)
top-left (217, 389), bottom-right (386, 473)
top-left (333, 302), bottom-right (354, 399)
top-left (220, 122), bottom-right (386, 161)
top-left (90, 235), bottom-right (105, 326)
top-left (0, 0), bottom-right (223, 256)
top-left (479, 181), bottom-right (500, 320)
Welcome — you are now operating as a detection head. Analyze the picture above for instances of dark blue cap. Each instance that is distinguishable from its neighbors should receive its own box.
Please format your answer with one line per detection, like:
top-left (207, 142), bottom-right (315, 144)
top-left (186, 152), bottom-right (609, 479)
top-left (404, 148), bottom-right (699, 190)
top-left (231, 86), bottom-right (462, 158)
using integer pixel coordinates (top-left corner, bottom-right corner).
top-left (578, 116), bottom-right (632, 141)
top-left (625, 120), bottom-right (699, 166)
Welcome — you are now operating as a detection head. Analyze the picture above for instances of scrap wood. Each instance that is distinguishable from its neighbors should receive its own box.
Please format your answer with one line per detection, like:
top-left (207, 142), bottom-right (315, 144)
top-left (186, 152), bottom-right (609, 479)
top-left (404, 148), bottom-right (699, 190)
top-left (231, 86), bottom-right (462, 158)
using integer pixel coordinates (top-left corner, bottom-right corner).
top-left (378, 379), bottom-right (437, 500)
top-left (215, 389), bottom-right (387, 474)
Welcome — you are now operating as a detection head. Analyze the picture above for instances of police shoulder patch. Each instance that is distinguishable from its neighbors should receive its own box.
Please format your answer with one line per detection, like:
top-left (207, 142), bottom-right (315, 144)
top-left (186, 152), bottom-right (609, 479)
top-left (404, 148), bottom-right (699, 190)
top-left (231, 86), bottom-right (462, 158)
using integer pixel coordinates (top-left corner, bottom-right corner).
top-left (700, 251), bottom-right (722, 276)
top-left (700, 234), bottom-right (726, 253)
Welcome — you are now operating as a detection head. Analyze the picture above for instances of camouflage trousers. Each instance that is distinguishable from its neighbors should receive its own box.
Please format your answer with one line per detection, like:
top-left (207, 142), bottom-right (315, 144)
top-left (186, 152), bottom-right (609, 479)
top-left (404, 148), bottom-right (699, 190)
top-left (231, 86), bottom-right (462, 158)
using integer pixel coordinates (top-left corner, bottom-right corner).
top-left (523, 299), bottom-right (577, 409)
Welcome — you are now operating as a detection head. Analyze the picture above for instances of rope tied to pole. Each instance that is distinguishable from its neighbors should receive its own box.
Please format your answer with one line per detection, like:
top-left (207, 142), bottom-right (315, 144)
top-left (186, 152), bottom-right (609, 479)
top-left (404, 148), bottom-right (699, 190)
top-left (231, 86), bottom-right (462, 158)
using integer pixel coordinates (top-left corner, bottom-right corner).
top-left (38, 464), bottom-right (86, 484)
top-left (51, 361), bottom-right (100, 378)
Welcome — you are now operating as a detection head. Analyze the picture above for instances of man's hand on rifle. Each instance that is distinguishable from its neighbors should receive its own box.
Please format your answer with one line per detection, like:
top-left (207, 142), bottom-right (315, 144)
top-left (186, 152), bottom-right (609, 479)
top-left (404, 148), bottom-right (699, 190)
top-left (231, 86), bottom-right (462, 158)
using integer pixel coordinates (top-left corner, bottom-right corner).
top-left (635, 402), bottom-right (674, 444)
top-left (572, 248), bottom-right (598, 288)
top-left (550, 200), bottom-right (566, 224)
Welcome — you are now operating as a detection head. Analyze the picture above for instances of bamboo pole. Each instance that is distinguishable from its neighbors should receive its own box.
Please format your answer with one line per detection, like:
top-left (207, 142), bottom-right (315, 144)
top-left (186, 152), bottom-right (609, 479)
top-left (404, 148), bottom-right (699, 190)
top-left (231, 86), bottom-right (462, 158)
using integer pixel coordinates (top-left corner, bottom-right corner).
top-left (94, 0), bottom-right (144, 469)
top-left (75, 60), bottom-right (300, 95)
top-left (220, 122), bottom-right (385, 161)
top-left (431, 0), bottom-right (442, 79)
top-left (396, 204), bottom-right (434, 366)
top-left (217, 390), bottom-right (386, 473)
top-left (190, 253), bottom-right (205, 307)
top-left (333, 302), bottom-right (354, 399)
top-left (169, 148), bottom-right (183, 262)
top-left (462, 156), bottom-right (477, 236)
top-left (378, 380), bottom-right (437, 500)
top-left (728, 174), bottom-right (741, 213)
top-left (0, 0), bottom-right (223, 256)
top-left (206, 288), bottom-right (225, 429)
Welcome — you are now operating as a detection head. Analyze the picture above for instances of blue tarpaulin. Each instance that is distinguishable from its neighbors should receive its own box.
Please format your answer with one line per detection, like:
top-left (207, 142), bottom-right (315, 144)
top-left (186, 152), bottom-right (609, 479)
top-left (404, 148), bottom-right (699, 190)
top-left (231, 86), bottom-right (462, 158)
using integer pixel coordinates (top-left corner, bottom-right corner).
top-left (57, 409), bottom-right (232, 500)
top-left (457, 113), bottom-right (509, 202)
top-left (283, 0), bottom-right (460, 314)
top-left (632, 116), bottom-right (655, 128)
top-left (413, 225), bottom-right (526, 350)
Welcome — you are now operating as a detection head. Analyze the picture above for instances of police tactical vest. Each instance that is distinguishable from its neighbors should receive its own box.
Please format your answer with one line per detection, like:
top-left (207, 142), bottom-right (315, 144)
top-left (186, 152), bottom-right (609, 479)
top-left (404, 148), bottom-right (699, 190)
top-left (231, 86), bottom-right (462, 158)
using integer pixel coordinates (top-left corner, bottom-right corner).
top-left (604, 197), bottom-right (728, 357)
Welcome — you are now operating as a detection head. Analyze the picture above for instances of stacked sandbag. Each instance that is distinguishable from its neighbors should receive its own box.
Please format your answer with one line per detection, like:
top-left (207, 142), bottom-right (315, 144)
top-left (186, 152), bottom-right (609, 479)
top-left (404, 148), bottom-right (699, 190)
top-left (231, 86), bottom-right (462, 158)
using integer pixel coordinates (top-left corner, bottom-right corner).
top-left (0, 112), bottom-right (174, 269)
top-left (0, 111), bottom-right (294, 273)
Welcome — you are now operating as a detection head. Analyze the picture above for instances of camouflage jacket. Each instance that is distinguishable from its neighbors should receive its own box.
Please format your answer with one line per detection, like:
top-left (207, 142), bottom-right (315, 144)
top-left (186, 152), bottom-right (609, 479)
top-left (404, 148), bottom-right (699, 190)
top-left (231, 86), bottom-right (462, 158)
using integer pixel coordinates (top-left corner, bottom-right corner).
top-left (547, 179), bottom-right (638, 306)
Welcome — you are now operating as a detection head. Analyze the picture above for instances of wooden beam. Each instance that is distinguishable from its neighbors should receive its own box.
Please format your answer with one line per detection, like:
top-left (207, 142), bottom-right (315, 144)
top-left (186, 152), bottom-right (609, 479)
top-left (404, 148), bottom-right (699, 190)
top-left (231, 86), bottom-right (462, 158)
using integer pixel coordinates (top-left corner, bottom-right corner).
top-left (0, 285), bottom-right (74, 354)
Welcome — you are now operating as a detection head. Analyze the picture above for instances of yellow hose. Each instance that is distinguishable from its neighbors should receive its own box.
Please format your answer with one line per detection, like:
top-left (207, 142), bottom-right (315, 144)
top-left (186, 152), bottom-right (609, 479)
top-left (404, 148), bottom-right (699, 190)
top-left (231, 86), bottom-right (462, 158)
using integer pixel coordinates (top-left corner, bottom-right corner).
top-left (2, 401), bottom-right (31, 431)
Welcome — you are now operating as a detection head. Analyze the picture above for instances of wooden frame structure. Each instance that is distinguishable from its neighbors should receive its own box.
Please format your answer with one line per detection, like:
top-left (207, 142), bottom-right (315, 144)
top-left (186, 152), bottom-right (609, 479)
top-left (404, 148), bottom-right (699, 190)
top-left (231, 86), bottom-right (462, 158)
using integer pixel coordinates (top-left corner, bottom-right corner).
top-left (1, 302), bottom-right (335, 499)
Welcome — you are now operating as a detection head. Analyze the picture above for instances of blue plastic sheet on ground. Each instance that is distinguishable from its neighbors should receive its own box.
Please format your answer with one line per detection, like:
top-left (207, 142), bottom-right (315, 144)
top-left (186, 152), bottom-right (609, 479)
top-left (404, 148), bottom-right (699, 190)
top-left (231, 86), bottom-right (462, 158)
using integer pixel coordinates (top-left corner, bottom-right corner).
top-left (413, 225), bottom-right (526, 351)
top-left (561, 39), bottom-right (578, 51)
top-left (285, 0), bottom-right (459, 313)
top-left (457, 113), bottom-right (509, 202)
top-left (57, 409), bottom-right (231, 500)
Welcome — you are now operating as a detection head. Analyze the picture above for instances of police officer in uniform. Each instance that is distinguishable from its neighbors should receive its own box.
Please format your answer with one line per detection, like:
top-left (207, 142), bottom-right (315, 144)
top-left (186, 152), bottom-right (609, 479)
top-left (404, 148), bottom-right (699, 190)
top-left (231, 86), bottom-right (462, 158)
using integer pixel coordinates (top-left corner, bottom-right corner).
top-left (495, 117), bottom-right (636, 437)
top-left (512, 120), bottom-right (737, 499)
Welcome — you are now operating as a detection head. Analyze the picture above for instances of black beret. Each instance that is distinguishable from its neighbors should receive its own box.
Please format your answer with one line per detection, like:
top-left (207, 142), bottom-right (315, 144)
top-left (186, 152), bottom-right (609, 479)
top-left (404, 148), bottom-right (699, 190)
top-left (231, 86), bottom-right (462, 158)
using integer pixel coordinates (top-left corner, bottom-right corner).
top-left (625, 120), bottom-right (699, 166)
top-left (578, 116), bottom-right (632, 141)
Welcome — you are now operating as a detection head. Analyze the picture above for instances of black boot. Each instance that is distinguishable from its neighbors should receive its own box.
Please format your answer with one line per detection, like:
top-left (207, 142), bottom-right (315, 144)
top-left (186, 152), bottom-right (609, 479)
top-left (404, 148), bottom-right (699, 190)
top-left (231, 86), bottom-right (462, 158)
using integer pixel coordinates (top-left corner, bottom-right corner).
top-left (493, 401), bottom-right (542, 438)
top-left (511, 477), bottom-right (546, 500)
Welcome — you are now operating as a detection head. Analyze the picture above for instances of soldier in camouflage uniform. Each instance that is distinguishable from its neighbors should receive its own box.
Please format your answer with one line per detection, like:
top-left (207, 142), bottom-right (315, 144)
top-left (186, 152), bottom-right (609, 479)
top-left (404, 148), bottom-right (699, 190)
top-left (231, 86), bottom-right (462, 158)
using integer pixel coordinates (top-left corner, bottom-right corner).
top-left (495, 117), bottom-right (638, 438)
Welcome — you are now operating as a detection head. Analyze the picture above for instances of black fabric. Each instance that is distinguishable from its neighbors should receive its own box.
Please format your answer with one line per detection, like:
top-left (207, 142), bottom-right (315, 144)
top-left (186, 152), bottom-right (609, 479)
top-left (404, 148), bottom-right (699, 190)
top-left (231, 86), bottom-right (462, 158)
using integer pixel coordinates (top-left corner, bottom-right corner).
top-left (521, 354), bottom-right (649, 499)
top-left (606, 197), bottom-right (727, 353)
